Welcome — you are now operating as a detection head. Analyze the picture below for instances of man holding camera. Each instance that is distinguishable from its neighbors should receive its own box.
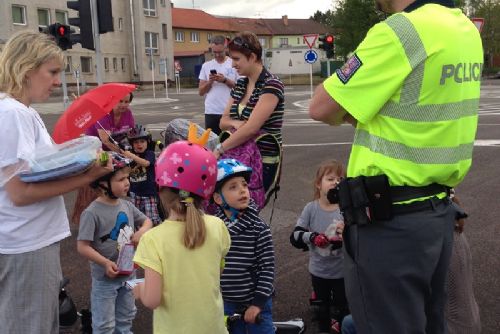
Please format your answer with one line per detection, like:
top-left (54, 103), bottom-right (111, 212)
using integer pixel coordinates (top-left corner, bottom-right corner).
top-left (309, 0), bottom-right (483, 332)
top-left (198, 35), bottom-right (237, 135)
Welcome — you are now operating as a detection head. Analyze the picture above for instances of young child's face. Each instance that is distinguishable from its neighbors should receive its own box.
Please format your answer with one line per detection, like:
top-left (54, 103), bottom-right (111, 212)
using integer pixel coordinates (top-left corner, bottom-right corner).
top-left (108, 168), bottom-right (131, 198)
top-left (215, 176), bottom-right (250, 210)
top-left (318, 171), bottom-right (342, 199)
top-left (132, 138), bottom-right (148, 153)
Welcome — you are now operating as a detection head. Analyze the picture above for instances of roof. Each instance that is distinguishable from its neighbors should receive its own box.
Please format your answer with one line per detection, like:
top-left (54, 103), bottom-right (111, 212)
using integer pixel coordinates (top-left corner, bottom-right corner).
top-left (172, 8), bottom-right (231, 31)
top-left (262, 18), bottom-right (329, 35)
top-left (220, 17), bottom-right (272, 35)
top-left (171, 8), bottom-right (329, 36)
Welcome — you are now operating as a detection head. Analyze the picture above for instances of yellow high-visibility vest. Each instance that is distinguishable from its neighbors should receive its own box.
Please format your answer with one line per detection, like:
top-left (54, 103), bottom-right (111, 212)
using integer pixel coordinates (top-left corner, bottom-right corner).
top-left (324, 4), bottom-right (483, 187)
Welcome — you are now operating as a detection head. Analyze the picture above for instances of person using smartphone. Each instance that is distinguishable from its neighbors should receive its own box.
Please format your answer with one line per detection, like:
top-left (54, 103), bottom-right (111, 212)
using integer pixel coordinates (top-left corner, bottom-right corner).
top-left (198, 35), bottom-right (238, 135)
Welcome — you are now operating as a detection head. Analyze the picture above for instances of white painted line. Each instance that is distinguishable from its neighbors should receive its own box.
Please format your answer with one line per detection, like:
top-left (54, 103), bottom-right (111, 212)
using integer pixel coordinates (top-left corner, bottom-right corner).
top-left (284, 142), bottom-right (352, 147)
top-left (284, 140), bottom-right (500, 148)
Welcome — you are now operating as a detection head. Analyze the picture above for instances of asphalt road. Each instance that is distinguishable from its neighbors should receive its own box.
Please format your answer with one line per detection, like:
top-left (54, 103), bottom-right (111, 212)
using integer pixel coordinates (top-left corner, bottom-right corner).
top-left (38, 83), bottom-right (500, 333)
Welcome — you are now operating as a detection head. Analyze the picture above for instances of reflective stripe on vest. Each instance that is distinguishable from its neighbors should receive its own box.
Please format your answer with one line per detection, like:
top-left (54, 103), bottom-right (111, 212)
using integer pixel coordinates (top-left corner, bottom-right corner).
top-left (352, 13), bottom-right (476, 167)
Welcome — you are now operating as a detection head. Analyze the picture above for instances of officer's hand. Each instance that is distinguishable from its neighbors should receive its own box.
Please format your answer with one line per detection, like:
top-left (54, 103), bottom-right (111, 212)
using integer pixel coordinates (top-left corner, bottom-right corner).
top-left (343, 113), bottom-right (357, 127)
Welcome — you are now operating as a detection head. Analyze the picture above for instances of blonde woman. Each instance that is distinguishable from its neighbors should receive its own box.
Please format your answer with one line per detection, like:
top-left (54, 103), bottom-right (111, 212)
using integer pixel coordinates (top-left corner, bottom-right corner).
top-left (0, 31), bottom-right (111, 333)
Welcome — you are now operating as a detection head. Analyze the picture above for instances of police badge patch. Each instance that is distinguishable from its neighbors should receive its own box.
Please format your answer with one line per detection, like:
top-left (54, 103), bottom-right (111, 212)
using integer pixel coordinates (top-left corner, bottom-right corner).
top-left (336, 53), bottom-right (363, 84)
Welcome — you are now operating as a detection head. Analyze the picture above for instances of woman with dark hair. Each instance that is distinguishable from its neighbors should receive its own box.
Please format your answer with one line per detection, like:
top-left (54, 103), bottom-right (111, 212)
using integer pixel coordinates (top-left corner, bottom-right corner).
top-left (214, 31), bottom-right (285, 210)
top-left (86, 92), bottom-right (135, 152)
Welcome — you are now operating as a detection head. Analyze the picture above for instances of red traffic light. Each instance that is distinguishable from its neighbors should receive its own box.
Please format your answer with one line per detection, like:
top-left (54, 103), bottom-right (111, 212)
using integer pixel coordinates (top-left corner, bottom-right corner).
top-left (325, 35), bottom-right (334, 43)
top-left (58, 26), bottom-right (67, 36)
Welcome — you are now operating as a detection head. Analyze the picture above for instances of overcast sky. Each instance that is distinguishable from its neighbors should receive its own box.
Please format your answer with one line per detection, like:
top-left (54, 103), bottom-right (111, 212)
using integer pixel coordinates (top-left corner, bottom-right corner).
top-left (171, 0), bottom-right (335, 19)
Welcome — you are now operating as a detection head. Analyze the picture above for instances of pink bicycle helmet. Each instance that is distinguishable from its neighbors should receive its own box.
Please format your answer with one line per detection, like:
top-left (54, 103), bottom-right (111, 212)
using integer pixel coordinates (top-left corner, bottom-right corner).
top-left (156, 140), bottom-right (217, 199)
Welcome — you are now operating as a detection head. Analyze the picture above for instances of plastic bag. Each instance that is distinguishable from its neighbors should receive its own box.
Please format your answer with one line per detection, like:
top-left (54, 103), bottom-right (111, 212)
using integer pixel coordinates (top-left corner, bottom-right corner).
top-left (163, 118), bottom-right (219, 151)
top-left (19, 136), bottom-right (101, 182)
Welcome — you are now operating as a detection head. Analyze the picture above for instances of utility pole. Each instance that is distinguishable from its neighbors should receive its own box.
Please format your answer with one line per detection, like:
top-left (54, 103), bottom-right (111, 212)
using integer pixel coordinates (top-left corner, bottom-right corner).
top-left (91, 0), bottom-right (103, 85)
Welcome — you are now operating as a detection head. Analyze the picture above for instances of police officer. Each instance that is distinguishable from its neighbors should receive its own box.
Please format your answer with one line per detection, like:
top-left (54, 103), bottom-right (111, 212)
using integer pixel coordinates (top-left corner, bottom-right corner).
top-left (309, 0), bottom-right (483, 332)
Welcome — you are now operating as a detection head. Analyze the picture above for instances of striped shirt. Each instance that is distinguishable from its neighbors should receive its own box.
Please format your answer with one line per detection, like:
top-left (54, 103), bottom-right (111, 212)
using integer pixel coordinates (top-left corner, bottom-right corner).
top-left (230, 68), bottom-right (284, 157)
top-left (215, 200), bottom-right (275, 308)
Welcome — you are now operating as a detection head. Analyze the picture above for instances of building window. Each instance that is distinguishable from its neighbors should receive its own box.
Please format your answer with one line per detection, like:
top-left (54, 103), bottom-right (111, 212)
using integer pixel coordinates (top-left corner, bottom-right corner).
top-left (160, 0), bottom-right (166, 6)
top-left (190, 32), bottom-right (200, 43)
top-left (37, 9), bottom-right (50, 28)
top-left (12, 5), bottom-right (27, 25)
top-left (143, 0), bottom-right (157, 17)
top-left (145, 31), bottom-right (159, 53)
top-left (259, 38), bottom-right (266, 47)
top-left (121, 58), bottom-right (126, 71)
top-left (297, 37), bottom-right (300, 44)
top-left (65, 56), bottom-right (72, 73)
top-left (55, 11), bottom-right (68, 24)
top-left (207, 33), bottom-right (213, 42)
top-left (175, 31), bottom-right (184, 42)
top-left (118, 18), bottom-right (123, 31)
top-left (81, 57), bottom-right (92, 73)
top-left (113, 58), bottom-right (118, 71)
top-left (162, 24), bottom-right (168, 39)
top-left (279, 38), bottom-right (288, 46)
top-left (104, 58), bottom-right (109, 71)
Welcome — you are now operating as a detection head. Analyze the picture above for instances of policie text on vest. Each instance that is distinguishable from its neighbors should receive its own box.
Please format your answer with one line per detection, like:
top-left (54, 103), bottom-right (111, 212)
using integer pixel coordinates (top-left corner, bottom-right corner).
top-left (440, 62), bottom-right (483, 85)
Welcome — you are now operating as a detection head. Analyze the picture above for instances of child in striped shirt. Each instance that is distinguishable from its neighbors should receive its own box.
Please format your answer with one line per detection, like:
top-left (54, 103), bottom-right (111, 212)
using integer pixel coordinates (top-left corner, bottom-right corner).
top-left (212, 159), bottom-right (275, 334)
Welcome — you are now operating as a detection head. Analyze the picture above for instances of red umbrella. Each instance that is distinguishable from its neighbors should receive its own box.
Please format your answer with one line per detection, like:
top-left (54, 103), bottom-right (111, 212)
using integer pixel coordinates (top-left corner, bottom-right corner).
top-left (52, 83), bottom-right (136, 144)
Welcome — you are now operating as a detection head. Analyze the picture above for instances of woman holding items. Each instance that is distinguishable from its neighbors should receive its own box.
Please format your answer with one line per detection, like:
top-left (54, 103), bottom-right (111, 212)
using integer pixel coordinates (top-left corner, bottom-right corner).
top-left (215, 31), bottom-right (285, 210)
top-left (86, 92), bottom-right (135, 152)
top-left (0, 31), bottom-right (111, 333)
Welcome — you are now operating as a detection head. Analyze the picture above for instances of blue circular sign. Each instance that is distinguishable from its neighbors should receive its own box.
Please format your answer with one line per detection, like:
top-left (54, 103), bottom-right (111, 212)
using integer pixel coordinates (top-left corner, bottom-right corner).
top-left (304, 50), bottom-right (318, 64)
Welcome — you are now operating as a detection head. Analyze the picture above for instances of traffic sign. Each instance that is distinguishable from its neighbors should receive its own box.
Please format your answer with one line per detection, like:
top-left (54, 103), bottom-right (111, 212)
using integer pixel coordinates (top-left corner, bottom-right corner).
top-left (303, 34), bottom-right (319, 49)
top-left (304, 50), bottom-right (318, 64)
top-left (471, 18), bottom-right (484, 33)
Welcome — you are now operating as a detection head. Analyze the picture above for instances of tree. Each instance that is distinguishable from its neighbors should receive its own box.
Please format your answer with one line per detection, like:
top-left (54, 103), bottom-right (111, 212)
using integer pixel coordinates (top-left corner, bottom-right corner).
top-left (311, 0), bottom-right (383, 60)
top-left (473, 0), bottom-right (500, 68)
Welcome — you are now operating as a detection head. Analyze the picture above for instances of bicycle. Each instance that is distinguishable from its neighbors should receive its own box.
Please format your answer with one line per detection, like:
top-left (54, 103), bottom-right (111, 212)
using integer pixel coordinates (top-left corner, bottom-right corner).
top-left (225, 306), bottom-right (305, 334)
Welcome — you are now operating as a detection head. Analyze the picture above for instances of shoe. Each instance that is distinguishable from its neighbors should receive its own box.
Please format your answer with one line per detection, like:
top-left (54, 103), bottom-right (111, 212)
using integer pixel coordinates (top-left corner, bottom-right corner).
top-left (330, 319), bottom-right (341, 334)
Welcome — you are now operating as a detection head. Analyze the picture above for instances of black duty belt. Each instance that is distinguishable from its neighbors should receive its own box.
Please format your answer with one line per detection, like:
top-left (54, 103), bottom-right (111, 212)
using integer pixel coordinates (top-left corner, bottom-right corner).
top-left (336, 175), bottom-right (451, 225)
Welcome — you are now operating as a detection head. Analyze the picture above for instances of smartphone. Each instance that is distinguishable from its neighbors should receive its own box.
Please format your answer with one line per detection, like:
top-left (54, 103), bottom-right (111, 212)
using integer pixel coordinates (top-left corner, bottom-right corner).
top-left (210, 69), bottom-right (217, 75)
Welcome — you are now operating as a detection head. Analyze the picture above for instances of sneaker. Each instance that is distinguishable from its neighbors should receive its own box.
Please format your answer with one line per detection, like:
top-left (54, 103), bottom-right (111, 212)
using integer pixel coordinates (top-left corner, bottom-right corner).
top-left (330, 319), bottom-right (341, 334)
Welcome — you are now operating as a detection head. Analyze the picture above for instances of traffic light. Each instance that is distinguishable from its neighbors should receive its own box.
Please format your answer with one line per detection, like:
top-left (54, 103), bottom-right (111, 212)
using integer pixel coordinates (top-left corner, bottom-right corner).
top-left (67, 0), bottom-right (94, 50)
top-left (44, 23), bottom-right (73, 50)
top-left (97, 0), bottom-right (114, 34)
top-left (319, 34), bottom-right (335, 59)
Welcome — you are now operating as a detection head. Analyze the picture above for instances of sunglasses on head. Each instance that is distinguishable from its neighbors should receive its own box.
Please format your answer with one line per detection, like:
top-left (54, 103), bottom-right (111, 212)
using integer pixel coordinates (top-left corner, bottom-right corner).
top-left (231, 36), bottom-right (253, 52)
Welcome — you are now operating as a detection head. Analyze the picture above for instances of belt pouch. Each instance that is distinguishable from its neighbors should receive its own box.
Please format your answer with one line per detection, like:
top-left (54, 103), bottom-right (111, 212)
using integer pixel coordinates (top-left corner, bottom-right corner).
top-left (347, 177), bottom-right (371, 225)
top-left (337, 179), bottom-right (354, 225)
top-left (364, 175), bottom-right (393, 221)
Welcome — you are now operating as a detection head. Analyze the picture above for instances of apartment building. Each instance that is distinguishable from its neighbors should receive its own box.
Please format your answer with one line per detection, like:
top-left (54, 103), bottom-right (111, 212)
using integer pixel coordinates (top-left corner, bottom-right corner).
top-left (0, 0), bottom-right (175, 86)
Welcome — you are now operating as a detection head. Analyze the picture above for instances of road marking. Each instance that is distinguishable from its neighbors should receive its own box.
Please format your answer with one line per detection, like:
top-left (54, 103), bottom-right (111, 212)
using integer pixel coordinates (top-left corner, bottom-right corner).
top-left (283, 140), bottom-right (500, 148)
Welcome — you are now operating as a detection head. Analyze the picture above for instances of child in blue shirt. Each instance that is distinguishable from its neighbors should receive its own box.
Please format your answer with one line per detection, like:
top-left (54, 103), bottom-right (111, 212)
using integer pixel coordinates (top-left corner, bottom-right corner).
top-left (124, 124), bottom-right (162, 225)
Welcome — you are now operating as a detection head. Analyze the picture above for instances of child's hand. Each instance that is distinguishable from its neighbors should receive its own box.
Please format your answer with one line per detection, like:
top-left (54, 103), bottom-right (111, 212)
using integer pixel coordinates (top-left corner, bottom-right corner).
top-left (132, 219), bottom-right (153, 246)
top-left (335, 221), bottom-right (345, 235)
top-left (104, 260), bottom-right (119, 278)
top-left (131, 230), bottom-right (145, 246)
top-left (244, 305), bottom-right (261, 324)
top-left (310, 232), bottom-right (329, 248)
